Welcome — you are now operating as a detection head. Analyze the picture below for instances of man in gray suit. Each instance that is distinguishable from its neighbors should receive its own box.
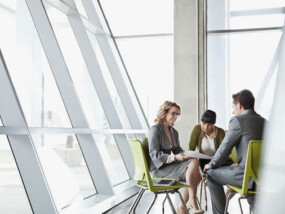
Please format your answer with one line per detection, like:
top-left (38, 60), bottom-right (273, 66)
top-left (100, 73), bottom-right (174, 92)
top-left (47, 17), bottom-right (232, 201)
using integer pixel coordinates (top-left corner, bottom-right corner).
top-left (204, 89), bottom-right (265, 214)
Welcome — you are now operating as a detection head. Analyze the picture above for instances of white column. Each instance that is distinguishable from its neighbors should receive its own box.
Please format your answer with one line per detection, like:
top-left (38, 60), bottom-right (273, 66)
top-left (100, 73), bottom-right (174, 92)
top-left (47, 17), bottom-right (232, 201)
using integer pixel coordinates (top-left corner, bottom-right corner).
top-left (174, 0), bottom-right (206, 149)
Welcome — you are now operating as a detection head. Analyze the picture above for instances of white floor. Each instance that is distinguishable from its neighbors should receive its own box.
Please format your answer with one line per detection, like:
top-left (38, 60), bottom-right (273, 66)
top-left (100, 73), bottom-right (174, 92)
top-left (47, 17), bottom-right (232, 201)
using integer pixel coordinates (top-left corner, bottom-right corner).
top-left (105, 183), bottom-right (252, 214)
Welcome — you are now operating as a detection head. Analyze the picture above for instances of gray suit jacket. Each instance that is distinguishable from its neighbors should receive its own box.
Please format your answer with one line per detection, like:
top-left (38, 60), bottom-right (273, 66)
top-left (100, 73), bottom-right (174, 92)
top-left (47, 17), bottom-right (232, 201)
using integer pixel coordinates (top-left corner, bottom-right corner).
top-left (148, 124), bottom-right (184, 172)
top-left (209, 109), bottom-right (265, 187)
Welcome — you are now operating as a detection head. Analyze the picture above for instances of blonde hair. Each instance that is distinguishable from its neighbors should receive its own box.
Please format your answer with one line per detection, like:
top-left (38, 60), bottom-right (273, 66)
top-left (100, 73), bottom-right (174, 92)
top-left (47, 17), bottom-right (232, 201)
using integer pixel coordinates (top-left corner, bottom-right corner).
top-left (154, 101), bottom-right (181, 124)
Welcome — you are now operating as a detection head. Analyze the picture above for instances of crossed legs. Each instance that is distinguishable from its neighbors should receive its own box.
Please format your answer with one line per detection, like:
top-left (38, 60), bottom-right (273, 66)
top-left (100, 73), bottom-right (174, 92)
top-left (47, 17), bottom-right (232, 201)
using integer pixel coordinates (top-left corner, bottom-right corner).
top-left (177, 158), bottom-right (202, 214)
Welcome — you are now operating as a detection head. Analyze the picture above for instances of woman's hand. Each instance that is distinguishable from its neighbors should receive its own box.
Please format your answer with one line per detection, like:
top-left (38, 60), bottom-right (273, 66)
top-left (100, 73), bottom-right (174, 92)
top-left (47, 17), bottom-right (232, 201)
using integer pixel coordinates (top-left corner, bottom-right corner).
top-left (175, 154), bottom-right (191, 161)
top-left (231, 163), bottom-right (238, 167)
top-left (203, 164), bottom-right (211, 172)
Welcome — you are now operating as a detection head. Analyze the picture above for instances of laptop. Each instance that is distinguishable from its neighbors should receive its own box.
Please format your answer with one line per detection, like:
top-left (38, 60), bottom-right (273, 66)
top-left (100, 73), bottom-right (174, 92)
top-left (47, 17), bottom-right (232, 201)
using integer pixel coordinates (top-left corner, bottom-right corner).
top-left (151, 165), bottom-right (188, 187)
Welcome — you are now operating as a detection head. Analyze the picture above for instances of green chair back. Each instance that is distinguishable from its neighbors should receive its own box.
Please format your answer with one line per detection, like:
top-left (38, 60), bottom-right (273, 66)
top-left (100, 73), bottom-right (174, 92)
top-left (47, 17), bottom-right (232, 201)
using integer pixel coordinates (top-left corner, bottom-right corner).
top-left (128, 139), bottom-right (154, 190)
top-left (229, 147), bottom-right (237, 163)
top-left (140, 138), bottom-right (151, 168)
top-left (241, 140), bottom-right (262, 195)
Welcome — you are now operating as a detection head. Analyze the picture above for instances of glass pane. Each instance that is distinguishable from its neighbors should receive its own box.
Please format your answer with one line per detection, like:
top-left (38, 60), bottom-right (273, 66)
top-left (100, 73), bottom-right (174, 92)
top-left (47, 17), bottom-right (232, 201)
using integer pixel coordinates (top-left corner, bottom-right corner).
top-left (93, 134), bottom-right (129, 186)
top-left (0, 117), bottom-right (3, 126)
top-left (74, 0), bottom-right (88, 19)
top-left (230, 0), bottom-right (285, 11)
top-left (32, 134), bottom-right (96, 210)
top-left (230, 14), bottom-right (285, 29)
top-left (207, 0), bottom-right (285, 31)
top-left (207, 31), bottom-right (281, 128)
top-left (87, 32), bottom-right (132, 129)
top-left (0, 0), bottom-right (72, 128)
top-left (0, 135), bottom-right (33, 214)
top-left (0, 0), bottom-right (15, 10)
top-left (116, 36), bottom-right (174, 126)
top-left (44, 2), bottom-right (111, 130)
top-left (100, 0), bottom-right (173, 35)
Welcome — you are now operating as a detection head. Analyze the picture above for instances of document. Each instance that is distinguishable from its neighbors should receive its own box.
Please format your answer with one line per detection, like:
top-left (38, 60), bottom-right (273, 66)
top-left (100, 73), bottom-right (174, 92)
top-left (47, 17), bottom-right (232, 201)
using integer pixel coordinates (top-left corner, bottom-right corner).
top-left (185, 151), bottom-right (212, 160)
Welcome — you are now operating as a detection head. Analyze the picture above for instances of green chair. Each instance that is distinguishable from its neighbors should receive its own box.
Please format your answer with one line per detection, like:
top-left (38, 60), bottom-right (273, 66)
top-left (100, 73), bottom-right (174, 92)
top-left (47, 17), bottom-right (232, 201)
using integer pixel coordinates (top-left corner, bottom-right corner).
top-left (229, 147), bottom-right (237, 163)
top-left (128, 138), bottom-right (191, 214)
top-left (199, 148), bottom-right (237, 211)
top-left (224, 140), bottom-right (262, 214)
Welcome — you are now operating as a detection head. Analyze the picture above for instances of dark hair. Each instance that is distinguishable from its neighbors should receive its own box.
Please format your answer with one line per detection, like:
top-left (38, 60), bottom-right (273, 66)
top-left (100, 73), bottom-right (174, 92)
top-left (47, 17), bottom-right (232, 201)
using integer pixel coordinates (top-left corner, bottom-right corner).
top-left (201, 110), bottom-right (216, 124)
top-left (232, 89), bottom-right (255, 110)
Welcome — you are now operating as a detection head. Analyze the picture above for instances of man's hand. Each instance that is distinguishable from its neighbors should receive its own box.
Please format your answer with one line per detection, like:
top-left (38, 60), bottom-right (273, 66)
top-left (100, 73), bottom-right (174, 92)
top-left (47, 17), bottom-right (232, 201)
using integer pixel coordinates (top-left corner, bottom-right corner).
top-left (175, 154), bottom-right (191, 161)
top-left (204, 164), bottom-right (211, 172)
top-left (231, 163), bottom-right (238, 167)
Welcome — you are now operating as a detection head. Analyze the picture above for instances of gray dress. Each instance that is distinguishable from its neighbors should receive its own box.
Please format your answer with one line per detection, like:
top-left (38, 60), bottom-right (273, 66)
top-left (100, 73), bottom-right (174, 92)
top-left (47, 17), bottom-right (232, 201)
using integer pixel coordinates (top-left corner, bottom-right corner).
top-left (148, 123), bottom-right (189, 181)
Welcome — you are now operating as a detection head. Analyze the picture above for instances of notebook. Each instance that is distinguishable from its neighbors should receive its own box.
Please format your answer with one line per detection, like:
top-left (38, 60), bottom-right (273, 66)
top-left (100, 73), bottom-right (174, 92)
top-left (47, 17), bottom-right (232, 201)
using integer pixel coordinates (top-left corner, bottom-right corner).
top-left (151, 165), bottom-right (188, 187)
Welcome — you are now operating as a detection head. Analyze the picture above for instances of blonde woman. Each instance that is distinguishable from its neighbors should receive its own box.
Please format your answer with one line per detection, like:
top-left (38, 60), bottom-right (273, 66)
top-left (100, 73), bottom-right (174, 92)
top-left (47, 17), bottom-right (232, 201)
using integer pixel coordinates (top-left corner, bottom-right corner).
top-left (149, 101), bottom-right (204, 214)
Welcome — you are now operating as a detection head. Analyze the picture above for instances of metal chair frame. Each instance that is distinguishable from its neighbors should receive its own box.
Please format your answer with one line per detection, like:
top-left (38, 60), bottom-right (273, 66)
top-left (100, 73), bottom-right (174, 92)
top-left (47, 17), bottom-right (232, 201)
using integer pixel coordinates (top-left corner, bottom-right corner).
top-left (128, 139), bottom-right (191, 214)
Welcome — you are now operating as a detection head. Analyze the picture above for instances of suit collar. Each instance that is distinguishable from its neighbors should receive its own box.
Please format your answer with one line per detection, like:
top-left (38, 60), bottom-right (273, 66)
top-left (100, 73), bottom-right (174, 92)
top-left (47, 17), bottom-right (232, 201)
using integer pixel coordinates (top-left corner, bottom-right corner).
top-left (242, 109), bottom-right (256, 115)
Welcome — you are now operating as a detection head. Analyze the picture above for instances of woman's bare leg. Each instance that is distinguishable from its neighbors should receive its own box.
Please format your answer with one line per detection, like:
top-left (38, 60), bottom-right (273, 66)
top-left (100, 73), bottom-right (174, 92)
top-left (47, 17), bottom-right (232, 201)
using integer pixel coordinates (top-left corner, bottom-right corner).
top-left (178, 159), bottom-right (202, 213)
top-left (186, 158), bottom-right (202, 209)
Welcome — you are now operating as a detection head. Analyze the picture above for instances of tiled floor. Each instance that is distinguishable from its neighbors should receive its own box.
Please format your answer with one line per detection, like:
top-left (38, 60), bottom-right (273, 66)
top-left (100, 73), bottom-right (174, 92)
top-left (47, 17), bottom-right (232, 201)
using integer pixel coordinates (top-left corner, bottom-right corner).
top-left (105, 183), bottom-right (252, 214)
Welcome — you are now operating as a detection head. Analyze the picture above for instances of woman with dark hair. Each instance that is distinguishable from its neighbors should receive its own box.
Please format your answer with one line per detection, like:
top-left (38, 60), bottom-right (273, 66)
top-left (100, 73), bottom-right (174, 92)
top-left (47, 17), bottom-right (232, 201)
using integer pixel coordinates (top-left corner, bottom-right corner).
top-left (188, 110), bottom-right (235, 200)
top-left (188, 110), bottom-right (226, 171)
top-left (149, 101), bottom-right (204, 214)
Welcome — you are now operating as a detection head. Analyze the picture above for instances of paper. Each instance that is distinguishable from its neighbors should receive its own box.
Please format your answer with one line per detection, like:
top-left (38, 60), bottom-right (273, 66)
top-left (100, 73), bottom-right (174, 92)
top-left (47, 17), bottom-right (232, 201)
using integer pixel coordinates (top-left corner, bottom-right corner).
top-left (185, 151), bottom-right (212, 160)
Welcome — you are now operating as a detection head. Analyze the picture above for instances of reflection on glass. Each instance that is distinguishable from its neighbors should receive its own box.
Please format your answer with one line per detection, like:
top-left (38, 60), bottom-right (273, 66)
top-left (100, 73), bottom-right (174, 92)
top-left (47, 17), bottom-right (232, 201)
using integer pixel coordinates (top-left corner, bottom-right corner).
top-left (0, 135), bottom-right (33, 214)
top-left (116, 37), bottom-right (174, 126)
top-left (0, 0), bottom-right (72, 128)
top-left (87, 32), bottom-right (132, 129)
top-left (44, 2), bottom-right (112, 130)
top-left (93, 134), bottom-right (130, 186)
top-left (32, 134), bottom-right (96, 210)
top-left (207, 31), bottom-right (281, 128)
top-left (100, 0), bottom-right (173, 35)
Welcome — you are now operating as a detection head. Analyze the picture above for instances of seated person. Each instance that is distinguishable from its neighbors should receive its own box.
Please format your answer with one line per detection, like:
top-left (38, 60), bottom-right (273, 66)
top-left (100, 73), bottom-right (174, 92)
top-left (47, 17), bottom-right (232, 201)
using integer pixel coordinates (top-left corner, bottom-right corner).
top-left (149, 101), bottom-right (204, 214)
top-left (188, 110), bottom-right (226, 171)
top-left (188, 110), bottom-right (236, 197)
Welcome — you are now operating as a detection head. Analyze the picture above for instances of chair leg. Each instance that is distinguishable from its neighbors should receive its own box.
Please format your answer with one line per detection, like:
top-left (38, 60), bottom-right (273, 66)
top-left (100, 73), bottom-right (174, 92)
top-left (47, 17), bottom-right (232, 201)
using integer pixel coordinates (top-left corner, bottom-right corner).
top-left (204, 180), bottom-right (208, 211)
top-left (224, 191), bottom-right (235, 214)
top-left (176, 190), bottom-right (189, 214)
top-left (127, 188), bottom-right (145, 214)
top-left (166, 192), bottom-right (176, 214)
top-left (199, 179), bottom-right (204, 209)
top-left (196, 196), bottom-right (201, 209)
top-left (238, 196), bottom-right (244, 214)
top-left (146, 193), bottom-right (157, 214)
top-left (162, 195), bottom-right (167, 214)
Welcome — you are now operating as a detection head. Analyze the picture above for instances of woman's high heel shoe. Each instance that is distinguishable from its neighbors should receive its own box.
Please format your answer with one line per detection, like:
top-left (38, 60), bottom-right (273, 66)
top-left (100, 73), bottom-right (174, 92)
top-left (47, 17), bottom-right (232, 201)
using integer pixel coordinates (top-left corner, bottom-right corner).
top-left (187, 203), bottom-right (204, 214)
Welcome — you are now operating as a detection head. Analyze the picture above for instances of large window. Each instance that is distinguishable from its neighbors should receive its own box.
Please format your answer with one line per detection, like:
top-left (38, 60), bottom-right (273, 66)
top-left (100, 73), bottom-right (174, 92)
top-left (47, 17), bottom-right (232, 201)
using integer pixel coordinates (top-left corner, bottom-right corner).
top-left (0, 136), bottom-right (32, 214)
top-left (0, 0), bottom-right (149, 213)
top-left (100, 0), bottom-right (174, 126)
top-left (207, 0), bottom-right (285, 128)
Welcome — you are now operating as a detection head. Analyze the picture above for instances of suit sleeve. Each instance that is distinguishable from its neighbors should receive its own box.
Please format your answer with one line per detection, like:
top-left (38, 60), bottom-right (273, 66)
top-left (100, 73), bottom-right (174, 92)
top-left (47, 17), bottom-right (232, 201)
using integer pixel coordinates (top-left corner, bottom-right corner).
top-left (189, 125), bottom-right (199, 151)
top-left (209, 117), bottom-right (242, 169)
top-left (148, 126), bottom-right (169, 169)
